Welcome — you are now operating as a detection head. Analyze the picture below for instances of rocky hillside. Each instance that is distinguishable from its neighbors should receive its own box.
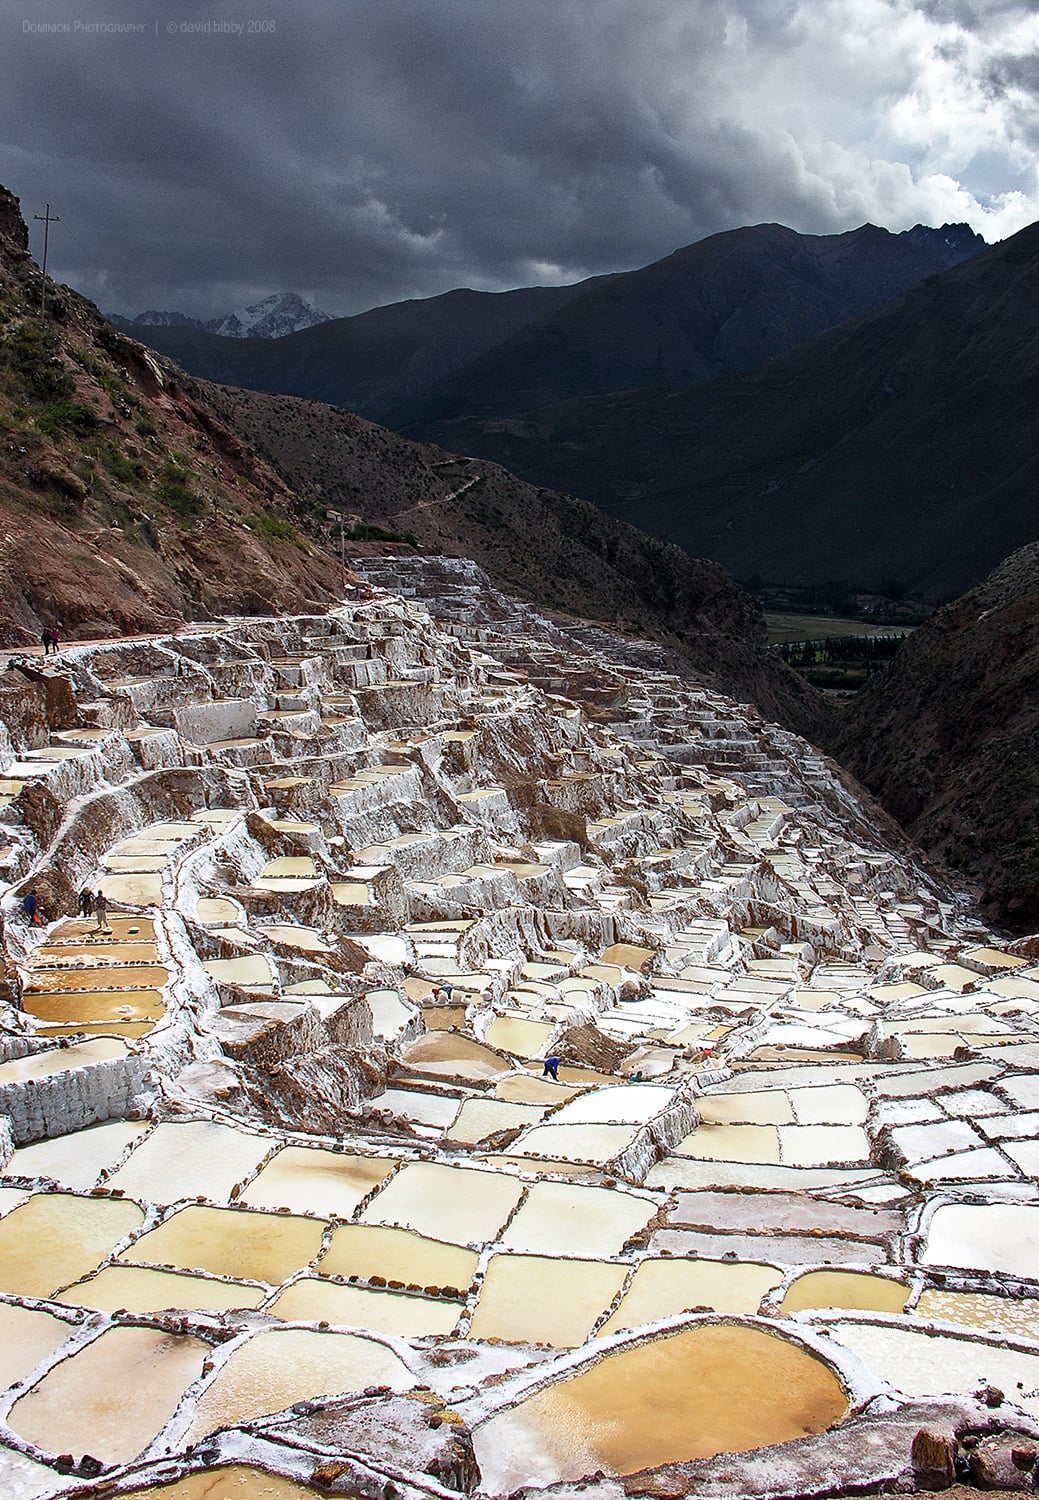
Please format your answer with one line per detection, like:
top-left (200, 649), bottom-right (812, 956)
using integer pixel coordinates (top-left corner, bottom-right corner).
top-left (194, 380), bottom-right (828, 741)
top-left (831, 541), bottom-right (1039, 932)
top-left (421, 221), bottom-right (1039, 600)
top-left (0, 186), bottom-right (349, 640)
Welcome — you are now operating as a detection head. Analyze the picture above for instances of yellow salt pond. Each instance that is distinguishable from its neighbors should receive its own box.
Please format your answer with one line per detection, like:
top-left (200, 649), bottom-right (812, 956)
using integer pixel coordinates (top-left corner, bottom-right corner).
top-left (24, 965), bottom-right (168, 993)
top-left (120, 1205), bottom-right (326, 1283)
top-left (59, 1265), bottom-right (266, 1314)
top-left (360, 1161), bottom-right (524, 1245)
top-left (468, 1254), bottom-right (627, 1346)
top-left (781, 1271), bottom-right (909, 1316)
top-left (599, 1257), bottom-right (784, 1333)
top-left (0, 1302), bottom-right (77, 1391)
top-left (10, 1325), bottom-right (207, 1464)
top-left (106, 1120), bottom-right (272, 1203)
top-left (185, 1328), bottom-right (413, 1440)
top-left (94, 873), bottom-right (165, 904)
top-left (0, 1192), bottom-right (144, 1296)
top-left (485, 1015), bottom-right (556, 1057)
top-left (331, 881), bottom-right (374, 906)
top-left (0, 1038), bottom-right (131, 1083)
top-left (241, 1147), bottom-right (395, 1218)
top-left (196, 897), bottom-right (241, 925)
top-left (915, 1288), bottom-right (1039, 1341)
top-left (474, 1322), bottom-right (848, 1492)
top-left (119, 1464), bottom-right (318, 1498)
top-left (269, 1278), bottom-right (460, 1336)
top-left (317, 1222), bottom-right (479, 1290)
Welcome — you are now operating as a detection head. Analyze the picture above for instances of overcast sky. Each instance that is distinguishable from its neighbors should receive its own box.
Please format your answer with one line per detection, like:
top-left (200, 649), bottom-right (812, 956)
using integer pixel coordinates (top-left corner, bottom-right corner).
top-left (1, 0), bottom-right (1037, 319)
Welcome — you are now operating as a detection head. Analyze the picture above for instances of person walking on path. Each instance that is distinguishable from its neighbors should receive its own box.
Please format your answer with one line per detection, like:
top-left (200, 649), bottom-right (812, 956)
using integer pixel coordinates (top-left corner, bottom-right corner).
top-left (542, 1054), bottom-right (561, 1081)
top-left (94, 889), bottom-right (108, 929)
top-left (40, 629), bottom-right (51, 656)
top-left (23, 889), bottom-right (39, 925)
top-left (78, 888), bottom-right (93, 919)
top-left (50, 624), bottom-right (61, 653)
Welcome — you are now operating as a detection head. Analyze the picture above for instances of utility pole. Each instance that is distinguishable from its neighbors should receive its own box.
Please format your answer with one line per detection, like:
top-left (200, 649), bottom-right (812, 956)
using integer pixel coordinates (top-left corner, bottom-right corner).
top-left (33, 204), bottom-right (59, 319)
top-left (326, 509), bottom-right (346, 594)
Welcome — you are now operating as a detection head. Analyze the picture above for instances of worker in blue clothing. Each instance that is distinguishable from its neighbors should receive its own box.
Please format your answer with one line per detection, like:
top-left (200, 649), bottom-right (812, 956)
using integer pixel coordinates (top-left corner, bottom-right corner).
top-left (542, 1054), bottom-right (561, 1081)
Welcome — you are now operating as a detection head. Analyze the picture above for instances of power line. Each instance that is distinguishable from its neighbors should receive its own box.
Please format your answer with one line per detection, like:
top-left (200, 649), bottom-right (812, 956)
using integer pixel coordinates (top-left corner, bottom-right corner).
top-left (32, 204), bottom-right (60, 318)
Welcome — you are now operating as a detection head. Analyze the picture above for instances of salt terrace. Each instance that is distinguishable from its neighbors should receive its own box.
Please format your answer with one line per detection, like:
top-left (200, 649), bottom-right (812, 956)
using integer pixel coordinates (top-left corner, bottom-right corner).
top-left (0, 556), bottom-right (1037, 1499)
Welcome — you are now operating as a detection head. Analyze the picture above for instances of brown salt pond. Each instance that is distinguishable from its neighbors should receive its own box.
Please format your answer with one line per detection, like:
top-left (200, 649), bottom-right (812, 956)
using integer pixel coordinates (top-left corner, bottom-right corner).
top-left (317, 1222), bottom-right (479, 1289)
top-left (0, 1192), bottom-right (144, 1297)
top-left (120, 1205), bottom-right (326, 1283)
top-left (400, 1032), bottom-right (508, 1081)
top-left (781, 1271), bottom-right (909, 1316)
top-left (119, 1466), bottom-right (320, 1498)
top-left (474, 1323), bottom-right (848, 1492)
top-left (468, 1254), bottom-right (627, 1346)
top-left (242, 1147), bottom-right (396, 1218)
top-left (185, 1328), bottom-right (413, 1440)
top-left (9, 1324), bottom-right (208, 1464)
top-left (422, 1004), bottom-right (467, 1030)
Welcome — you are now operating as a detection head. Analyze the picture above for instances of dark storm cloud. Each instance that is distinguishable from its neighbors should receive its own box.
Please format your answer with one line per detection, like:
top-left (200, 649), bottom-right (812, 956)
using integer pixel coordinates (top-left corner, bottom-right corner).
top-left (0, 0), bottom-right (1036, 318)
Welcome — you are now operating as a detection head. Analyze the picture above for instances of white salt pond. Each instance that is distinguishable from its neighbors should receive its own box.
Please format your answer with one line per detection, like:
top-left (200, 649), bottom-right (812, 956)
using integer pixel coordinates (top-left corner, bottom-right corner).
top-left (107, 1121), bottom-right (272, 1204)
top-left (360, 1162), bottom-right (524, 1245)
top-left (923, 1203), bottom-right (1039, 1278)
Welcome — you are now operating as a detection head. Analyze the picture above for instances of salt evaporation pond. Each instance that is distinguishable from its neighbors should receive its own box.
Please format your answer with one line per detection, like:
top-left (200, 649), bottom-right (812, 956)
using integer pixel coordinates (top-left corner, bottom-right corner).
top-left (270, 1277), bottom-right (461, 1336)
top-left (185, 1328), bottom-right (413, 1439)
top-left (0, 1302), bottom-right (77, 1390)
top-left (474, 1323), bottom-right (848, 1492)
top-left (598, 1256), bottom-right (784, 1331)
top-left (241, 1146), bottom-right (395, 1218)
top-left (317, 1221), bottom-right (479, 1289)
top-left (10, 1324), bottom-right (208, 1465)
top-left (468, 1253), bottom-right (627, 1346)
top-left (120, 1205), bottom-right (327, 1283)
top-left (119, 1468), bottom-right (319, 1499)
top-left (60, 1265), bottom-right (266, 1314)
top-left (0, 1192), bottom-right (144, 1297)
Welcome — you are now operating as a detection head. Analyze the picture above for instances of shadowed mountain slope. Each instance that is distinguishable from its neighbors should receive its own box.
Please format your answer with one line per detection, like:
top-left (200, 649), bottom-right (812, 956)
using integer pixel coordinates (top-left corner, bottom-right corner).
top-left (122, 280), bottom-right (609, 423)
top-left (418, 221), bottom-right (1039, 600)
top-left (831, 541), bottom-right (1039, 931)
top-left (391, 221), bottom-right (982, 430)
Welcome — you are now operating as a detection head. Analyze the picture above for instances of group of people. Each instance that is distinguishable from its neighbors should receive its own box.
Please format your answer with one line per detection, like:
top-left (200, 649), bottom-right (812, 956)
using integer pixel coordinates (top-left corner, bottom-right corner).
top-left (78, 888), bottom-right (109, 927)
top-left (40, 626), bottom-right (62, 655)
